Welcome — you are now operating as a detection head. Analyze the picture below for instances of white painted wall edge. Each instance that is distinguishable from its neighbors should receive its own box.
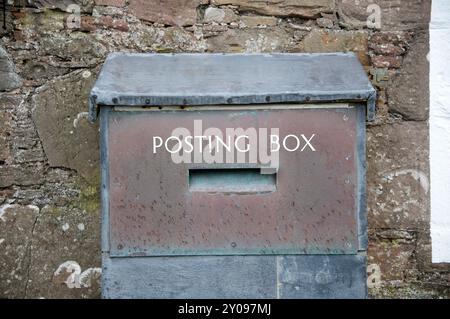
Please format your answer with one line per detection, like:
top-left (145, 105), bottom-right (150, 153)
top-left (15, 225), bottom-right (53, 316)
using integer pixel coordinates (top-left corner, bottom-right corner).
top-left (430, 0), bottom-right (450, 263)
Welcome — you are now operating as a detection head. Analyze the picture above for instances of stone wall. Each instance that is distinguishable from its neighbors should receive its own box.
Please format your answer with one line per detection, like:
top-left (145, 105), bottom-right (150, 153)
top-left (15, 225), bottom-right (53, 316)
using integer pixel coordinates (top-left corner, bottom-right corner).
top-left (0, 0), bottom-right (449, 298)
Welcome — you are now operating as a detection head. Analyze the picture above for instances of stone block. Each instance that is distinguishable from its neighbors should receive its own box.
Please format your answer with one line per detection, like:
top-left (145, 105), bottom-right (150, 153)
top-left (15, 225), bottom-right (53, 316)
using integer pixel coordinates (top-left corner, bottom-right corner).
top-left (299, 29), bottom-right (369, 66)
top-left (240, 15), bottom-right (278, 27)
top-left (0, 204), bottom-right (40, 298)
top-left (24, 205), bottom-right (101, 298)
top-left (31, 70), bottom-right (100, 183)
top-left (212, 0), bottom-right (334, 18)
top-left (204, 7), bottom-right (238, 24)
top-left (128, 0), bottom-right (203, 26)
top-left (387, 31), bottom-right (429, 120)
top-left (0, 45), bottom-right (21, 92)
top-left (337, 0), bottom-right (431, 31)
top-left (367, 121), bottom-right (429, 230)
top-left (207, 27), bottom-right (294, 52)
top-left (95, 0), bottom-right (126, 6)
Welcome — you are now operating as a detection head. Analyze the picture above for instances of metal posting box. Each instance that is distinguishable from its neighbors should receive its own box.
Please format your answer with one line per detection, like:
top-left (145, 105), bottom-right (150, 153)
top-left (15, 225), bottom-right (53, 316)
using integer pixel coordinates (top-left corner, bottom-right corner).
top-left (89, 53), bottom-right (376, 299)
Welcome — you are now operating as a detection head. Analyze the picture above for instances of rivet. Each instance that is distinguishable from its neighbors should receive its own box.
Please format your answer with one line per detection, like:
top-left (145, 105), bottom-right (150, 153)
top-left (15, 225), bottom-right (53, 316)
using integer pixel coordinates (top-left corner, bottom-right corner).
top-left (112, 98), bottom-right (118, 104)
top-left (145, 99), bottom-right (150, 104)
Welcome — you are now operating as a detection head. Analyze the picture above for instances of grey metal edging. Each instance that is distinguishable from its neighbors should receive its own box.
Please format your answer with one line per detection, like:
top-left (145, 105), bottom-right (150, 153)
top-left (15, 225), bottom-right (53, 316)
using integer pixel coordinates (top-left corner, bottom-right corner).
top-left (356, 104), bottom-right (368, 250)
top-left (88, 93), bottom-right (377, 123)
top-left (88, 52), bottom-right (377, 122)
top-left (367, 90), bottom-right (377, 122)
top-left (100, 106), bottom-right (110, 253)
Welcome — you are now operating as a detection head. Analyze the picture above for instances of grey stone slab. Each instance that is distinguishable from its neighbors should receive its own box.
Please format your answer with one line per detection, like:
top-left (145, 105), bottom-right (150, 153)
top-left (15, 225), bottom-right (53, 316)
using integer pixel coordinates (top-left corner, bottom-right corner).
top-left (89, 53), bottom-right (376, 121)
top-left (278, 254), bottom-right (367, 299)
top-left (103, 255), bottom-right (277, 299)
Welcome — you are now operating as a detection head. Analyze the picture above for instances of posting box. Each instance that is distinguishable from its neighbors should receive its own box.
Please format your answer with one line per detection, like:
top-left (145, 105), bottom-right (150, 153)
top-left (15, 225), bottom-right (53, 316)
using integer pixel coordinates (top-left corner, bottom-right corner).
top-left (89, 53), bottom-right (376, 298)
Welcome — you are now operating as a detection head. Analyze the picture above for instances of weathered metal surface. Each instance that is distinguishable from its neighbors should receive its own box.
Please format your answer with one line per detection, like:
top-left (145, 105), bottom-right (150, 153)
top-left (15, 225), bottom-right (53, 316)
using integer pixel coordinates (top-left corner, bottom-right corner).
top-left (102, 254), bottom-right (277, 299)
top-left (100, 107), bottom-right (111, 252)
top-left (107, 105), bottom-right (360, 256)
top-left (278, 254), bottom-right (367, 299)
top-left (102, 253), bottom-right (366, 299)
top-left (355, 104), bottom-right (368, 250)
top-left (89, 53), bottom-right (376, 122)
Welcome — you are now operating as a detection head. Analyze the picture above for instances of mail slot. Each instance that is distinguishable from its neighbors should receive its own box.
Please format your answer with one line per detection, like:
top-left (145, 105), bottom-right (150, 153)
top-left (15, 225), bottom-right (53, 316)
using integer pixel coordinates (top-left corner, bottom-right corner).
top-left (89, 53), bottom-right (376, 299)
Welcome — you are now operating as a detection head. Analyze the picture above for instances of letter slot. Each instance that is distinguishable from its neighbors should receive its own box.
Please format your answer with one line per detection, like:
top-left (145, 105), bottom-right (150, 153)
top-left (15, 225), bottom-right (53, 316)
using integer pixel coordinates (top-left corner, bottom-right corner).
top-left (189, 168), bottom-right (277, 193)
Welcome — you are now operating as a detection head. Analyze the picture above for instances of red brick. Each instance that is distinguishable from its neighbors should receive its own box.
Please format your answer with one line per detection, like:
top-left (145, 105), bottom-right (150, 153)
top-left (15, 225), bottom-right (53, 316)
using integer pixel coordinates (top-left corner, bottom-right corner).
top-left (96, 16), bottom-right (129, 32)
top-left (80, 16), bottom-right (96, 32)
top-left (112, 19), bottom-right (129, 32)
top-left (98, 16), bottom-right (114, 28)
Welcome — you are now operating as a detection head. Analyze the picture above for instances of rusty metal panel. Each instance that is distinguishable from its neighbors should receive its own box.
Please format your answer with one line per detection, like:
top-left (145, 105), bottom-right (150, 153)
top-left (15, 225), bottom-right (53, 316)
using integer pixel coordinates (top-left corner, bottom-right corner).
top-left (107, 106), bottom-right (359, 256)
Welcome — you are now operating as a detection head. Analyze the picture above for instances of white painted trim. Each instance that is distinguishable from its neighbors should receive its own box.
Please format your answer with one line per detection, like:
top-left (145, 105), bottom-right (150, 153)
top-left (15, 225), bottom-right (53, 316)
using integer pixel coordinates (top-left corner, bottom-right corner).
top-left (430, 0), bottom-right (450, 263)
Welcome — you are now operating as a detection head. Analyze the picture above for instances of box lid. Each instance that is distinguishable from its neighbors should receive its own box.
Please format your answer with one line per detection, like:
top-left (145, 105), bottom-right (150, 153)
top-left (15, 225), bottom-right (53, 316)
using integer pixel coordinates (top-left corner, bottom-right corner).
top-left (89, 53), bottom-right (376, 122)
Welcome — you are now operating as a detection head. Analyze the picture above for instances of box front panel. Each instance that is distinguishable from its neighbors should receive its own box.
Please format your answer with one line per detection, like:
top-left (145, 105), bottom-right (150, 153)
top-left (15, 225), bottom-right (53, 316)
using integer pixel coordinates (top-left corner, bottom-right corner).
top-left (107, 106), bottom-right (359, 256)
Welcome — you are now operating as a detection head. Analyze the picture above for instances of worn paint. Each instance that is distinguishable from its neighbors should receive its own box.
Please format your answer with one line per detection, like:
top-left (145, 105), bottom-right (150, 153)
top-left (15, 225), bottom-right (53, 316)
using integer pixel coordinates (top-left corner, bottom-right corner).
top-left (107, 106), bottom-right (361, 256)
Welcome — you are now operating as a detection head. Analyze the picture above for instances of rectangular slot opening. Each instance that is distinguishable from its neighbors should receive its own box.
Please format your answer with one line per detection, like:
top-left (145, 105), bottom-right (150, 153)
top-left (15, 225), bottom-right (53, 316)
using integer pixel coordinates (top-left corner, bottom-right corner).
top-left (189, 168), bottom-right (277, 193)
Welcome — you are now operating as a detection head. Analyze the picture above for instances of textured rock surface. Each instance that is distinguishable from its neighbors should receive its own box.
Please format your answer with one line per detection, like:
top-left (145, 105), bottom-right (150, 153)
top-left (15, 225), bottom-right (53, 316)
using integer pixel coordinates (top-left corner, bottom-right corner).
top-left (0, 45), bottom-right (22, 92)
top-left (204, 7), bottom-right (238, 24)
top-left (0, 94), bottom-right (46, 188)
top-left (128, 0), bottom-right (203, 26)
top-left (0, 205), bottom-right (40, 298)
top-left (337, 0), bottom-right (431, 31)
top-left (25, 205), bottom-right (101, 298)
top-left (388, 31), bottom-right (429, 120)
top-left (31, 70), bottom-right (100, 182)
top-left (206, 27), bottom-right (294, 52)
top-left (240, 15), bottom-right (278, 28)
top-left (0, 0), bottom-right (448, 299)
top-left (367, 122), bottom-right (429, 230)
top-left (212, 0), bottom-right (334, 18)
top-left (299, 29), bottom-right (370, 65)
